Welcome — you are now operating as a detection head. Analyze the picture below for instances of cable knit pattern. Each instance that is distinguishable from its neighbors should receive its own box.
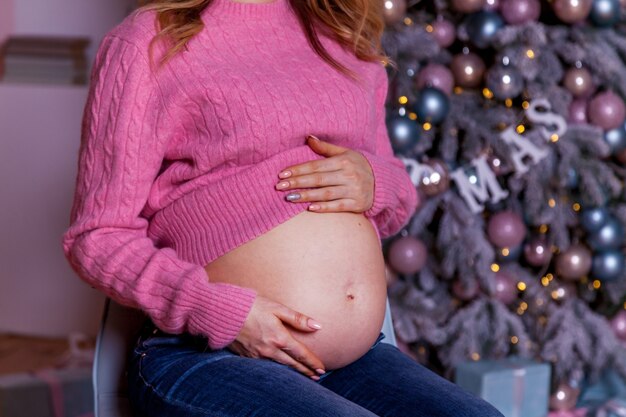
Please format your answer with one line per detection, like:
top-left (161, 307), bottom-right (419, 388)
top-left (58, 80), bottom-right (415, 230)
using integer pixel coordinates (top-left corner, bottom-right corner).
top-left (61, 0), bottom-right (419, 350)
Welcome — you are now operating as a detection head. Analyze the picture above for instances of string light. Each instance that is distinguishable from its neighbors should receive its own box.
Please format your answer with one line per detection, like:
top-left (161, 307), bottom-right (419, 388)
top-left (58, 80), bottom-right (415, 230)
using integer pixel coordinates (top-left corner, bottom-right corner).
top-left (522, 101), bottom-right (530, 109)
top-left (398, 96), bottom-right (408, 104)
top-left (516, 124), bottom-right (526, 134)
top-left (471, 352), bottom-right (480, 361)
top-left (505, 98), bottom-right (513, 107)
top-left (502, 247), bottom-right (510, 256)
top-left (483, 88), bottom-right (494, 99)
top-left (425, 24), bottom-right (433, 32)
top-left (526, 49), bottom-right (535, 59)
top-left (511, 336), bottom-right (519, 344)
top-left (539, 224), bottom-right (549, 233)
top-left (491, 263), bottom-right (500, 272)
top-left (517, 282), bottom-right (527, 291)
top-left (408, 112), bottom-right (418, 120)
top-left (541, 276), bottom-right (550, 286)
top-left (520, 301), bottom-right (528, 310)
top-left (548, 198), bottom-right (556, 208)
top-left (593, 280), bottom-right (601, 289)
top-left (454, 87), bottom-right (464, 95)
top-left (551, 133), bottom-right (560, 142)
top-left (423, 122), bottom-right (432, 131)
top-left (403, 17), bottom-right (413, 25)
top-left (573, 203), bottom-right (581, 211)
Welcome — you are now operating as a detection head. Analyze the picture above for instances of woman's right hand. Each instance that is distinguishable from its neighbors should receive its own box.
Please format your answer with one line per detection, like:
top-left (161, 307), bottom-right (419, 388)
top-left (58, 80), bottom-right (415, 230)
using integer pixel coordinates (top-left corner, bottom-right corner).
top-left (228, 295), bottom-right (326, 380)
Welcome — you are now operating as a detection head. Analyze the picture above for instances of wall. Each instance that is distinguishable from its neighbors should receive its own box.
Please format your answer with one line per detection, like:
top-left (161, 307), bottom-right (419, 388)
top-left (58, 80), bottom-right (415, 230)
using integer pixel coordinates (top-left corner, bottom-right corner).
top-left (0, 0), bottom-right (14, 43)
top-left (0, 0), bottom-right (135, 337)
top-left (12, 0), bottom-right (132, 59)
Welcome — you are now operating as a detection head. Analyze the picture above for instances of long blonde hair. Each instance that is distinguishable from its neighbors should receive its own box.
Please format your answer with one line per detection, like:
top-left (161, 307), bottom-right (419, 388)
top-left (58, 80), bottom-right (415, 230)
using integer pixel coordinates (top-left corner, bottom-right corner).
top-left (135, 0), bottom-right (395, 81)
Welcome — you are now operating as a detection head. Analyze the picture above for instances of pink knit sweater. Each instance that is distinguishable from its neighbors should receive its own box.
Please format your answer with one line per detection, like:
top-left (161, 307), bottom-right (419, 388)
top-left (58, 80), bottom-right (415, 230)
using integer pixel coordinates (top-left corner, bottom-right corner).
top-left (61, 0), bottom-right (419, 349)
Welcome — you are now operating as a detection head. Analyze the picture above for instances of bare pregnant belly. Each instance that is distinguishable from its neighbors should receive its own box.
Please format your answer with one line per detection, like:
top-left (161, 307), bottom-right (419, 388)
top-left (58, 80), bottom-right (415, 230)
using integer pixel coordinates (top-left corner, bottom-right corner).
top-left (203, 210), bottom-right (387, 370)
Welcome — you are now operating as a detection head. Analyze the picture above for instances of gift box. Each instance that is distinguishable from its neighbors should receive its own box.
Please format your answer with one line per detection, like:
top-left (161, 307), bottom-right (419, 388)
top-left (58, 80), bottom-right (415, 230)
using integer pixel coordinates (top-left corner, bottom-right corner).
top-left (454, 356), bottom-right (551, 417)
top-left (547, 408), bottom-right (588, 417)
top-left (0, 368), bottom-right (93, 417)
top-left (578, 369), bottom-right (626, 409)
top-left (0, 332), bottom-right (94, 417)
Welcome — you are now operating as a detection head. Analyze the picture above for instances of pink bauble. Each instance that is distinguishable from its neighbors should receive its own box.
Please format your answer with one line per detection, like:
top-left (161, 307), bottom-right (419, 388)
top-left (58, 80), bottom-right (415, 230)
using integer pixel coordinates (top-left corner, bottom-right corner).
top-left (569, 98), bottom-right (589, 124)
top-left (452, 278), bottom-right (480, 301)
top-left (500, 0), bottom-right (541, 24)
top-left (484, 0), bottom-right (501, 11)
top-left (549, 383), bottom-right (580, 411)
top-left (382, 0), bottom-right (407, 25)
top-left (563, 67), bottom-right (595, 98)
top-left (588, 91), bottom-right (626, 130)
top-left (555, 244), bottom-right (593, 281)
top-left (417, 64), bottom-right (454, 96)
top-left (451, 52), bottom-right (486, 88)
top-left (487, 211), bottom-right (527, 248)
top-left (611, 310), bottom-right (626, 341)
top-left (494, 271), bottom-right (518, 304)
top-left (432, 19), bottom-right (456, 48)
top-left (388, 236), bottom-right (428, 274)
top-left (552, 0), bottom-right (592, 23)
top-left (452, 0), bottom-right (485, 13)
top-left (524, 237), bottom-right (553, 266)
top-left (385, 263), bottom-right (399, 287)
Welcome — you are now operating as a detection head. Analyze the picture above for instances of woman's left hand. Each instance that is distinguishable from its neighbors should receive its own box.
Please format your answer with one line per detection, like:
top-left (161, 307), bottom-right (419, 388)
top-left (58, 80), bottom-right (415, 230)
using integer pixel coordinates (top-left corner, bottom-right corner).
top-left (275, 135), bottom-right (374, 213)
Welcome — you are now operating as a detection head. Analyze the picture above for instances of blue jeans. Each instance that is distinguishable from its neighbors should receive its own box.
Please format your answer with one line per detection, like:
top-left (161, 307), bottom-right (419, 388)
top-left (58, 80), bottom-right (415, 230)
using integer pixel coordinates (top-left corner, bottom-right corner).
top-left (127, 319), bottom-right (504, 417)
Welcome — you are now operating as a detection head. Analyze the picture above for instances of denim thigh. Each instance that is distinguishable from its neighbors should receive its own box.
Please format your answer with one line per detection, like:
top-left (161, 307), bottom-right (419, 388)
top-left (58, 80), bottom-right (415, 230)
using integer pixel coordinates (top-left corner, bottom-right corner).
top-left (319, 342), bottom-right (505, 417)
top-left (126, 320), bottom-right (377, 417)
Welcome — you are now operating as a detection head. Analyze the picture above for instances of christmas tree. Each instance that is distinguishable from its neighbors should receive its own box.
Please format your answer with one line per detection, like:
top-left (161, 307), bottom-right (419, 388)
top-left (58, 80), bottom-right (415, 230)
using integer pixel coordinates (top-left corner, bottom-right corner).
top-left (380, 0), bottom-right (626, 412)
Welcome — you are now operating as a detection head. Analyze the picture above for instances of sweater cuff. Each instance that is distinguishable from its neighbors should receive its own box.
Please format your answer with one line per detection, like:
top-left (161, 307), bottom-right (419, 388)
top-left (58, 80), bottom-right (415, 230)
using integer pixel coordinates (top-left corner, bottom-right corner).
top-left (185, 277), bottom-right (257, 350)
top-left (359, 149), bottom-right (401, 219)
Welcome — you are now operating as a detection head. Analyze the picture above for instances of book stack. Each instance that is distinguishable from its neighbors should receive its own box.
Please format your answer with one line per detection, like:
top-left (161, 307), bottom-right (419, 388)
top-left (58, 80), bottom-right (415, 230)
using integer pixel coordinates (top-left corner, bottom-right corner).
top-left (0, 35), bottom-right (90, 85)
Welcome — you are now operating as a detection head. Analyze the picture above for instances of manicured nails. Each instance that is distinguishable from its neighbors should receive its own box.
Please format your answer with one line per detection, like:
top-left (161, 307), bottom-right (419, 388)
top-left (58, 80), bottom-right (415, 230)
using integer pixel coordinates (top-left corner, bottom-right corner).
top-left (307, 319), bottom-right (322, 330)
top-left (308, 204), bottom-right (320, 211)
top-left (316, 368), bottom-right (325, 375)
top-left (310, 375), bottom-right (320, 381)
top-left (307, 135), bottom-right (320, 142)
top-left (279, 170), bottom-right (292, 178)
top-left (285, 193), bottom-right (300, 201)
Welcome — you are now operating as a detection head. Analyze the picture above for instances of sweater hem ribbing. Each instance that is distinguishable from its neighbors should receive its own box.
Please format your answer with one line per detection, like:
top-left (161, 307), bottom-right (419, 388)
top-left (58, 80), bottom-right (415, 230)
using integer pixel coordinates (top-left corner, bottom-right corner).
top-left (148, 146), bottom-right (333, 266)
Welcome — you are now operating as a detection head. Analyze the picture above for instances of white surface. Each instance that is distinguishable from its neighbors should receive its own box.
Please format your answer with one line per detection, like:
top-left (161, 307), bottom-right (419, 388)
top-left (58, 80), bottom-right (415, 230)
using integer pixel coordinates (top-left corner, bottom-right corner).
top-left (0, 83), bottom-right (105, 337)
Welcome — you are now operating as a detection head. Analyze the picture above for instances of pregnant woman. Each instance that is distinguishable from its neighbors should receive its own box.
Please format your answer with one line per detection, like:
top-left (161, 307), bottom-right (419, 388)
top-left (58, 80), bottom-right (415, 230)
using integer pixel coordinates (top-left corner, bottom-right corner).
top-left (62, 0), bottom-right (505, 415)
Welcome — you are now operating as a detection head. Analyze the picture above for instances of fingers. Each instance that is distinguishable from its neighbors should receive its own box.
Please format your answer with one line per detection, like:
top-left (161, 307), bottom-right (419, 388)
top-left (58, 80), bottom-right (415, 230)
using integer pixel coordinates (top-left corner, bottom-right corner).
top-left (273, 349), bottom-right (322, 380)
top-left (278, 157), bottom-right (339, 181)
top-left (274, 305), bottom-right (322, 332)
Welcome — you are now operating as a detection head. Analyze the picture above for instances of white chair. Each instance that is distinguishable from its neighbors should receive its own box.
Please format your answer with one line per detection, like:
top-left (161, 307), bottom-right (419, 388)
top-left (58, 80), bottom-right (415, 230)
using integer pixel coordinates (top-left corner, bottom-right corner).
top-left (93, 297), bottom-right (397, 417)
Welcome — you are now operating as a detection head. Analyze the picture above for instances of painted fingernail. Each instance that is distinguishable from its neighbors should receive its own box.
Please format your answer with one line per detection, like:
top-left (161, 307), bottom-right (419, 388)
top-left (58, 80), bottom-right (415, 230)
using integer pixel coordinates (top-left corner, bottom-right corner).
top-left (310, 375), bottom-right (320, 381)
top-left (286, 193), bottom-right (300, 201)
top-left (276, 181), bottom-right (289, 190)
top-left (316, 368), bottom-right (325, 375)
top-left (307, 135), bottom-right (320, 142)
top-left (279, 171), bottom-right (292, 178)
top-left (307, 319), bottom-right (322, 329)
top-left (308, 204), bottom-right (320, 211)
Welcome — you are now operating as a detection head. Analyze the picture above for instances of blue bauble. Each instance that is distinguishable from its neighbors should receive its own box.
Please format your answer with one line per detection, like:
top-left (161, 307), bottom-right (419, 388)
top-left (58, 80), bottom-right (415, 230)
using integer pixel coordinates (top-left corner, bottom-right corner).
top-left (565, 168), bottom-right (579, 189)
top-left (465, 11), bottom-right (505, 49)
top-left (386, 115), bottom-right (420, 152)
top-left (588, 217), bottom-right (625, 250)
top-left (604, 124), bottom-right (626, 154)
top-left (589, 0), bottom-right (621, 27)
top-left (413, 87), bottom-right (449, 124)
top-left (580, 207), bottom-right (610, 233)
top-left (592, 250), bottom-right (625, 281)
